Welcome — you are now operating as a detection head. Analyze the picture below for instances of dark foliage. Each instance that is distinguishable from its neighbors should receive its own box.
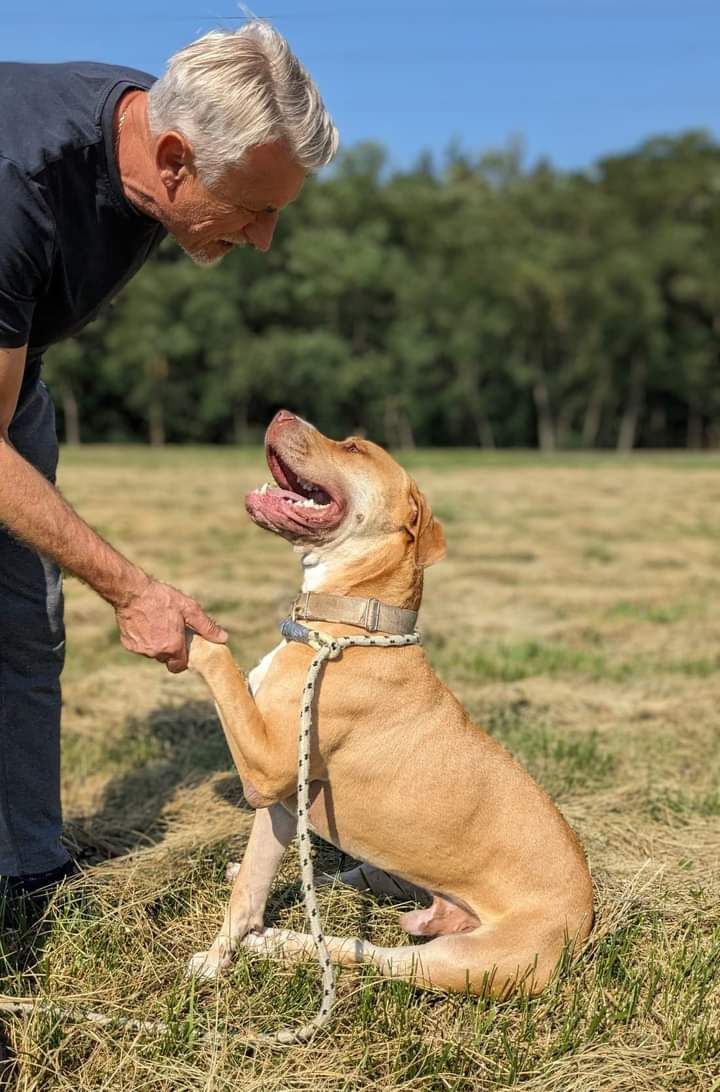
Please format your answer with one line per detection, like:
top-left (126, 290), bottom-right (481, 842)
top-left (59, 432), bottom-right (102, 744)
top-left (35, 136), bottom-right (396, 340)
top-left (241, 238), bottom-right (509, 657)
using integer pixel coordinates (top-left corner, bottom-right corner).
top-left (45, 133), bottom-right (720, 449)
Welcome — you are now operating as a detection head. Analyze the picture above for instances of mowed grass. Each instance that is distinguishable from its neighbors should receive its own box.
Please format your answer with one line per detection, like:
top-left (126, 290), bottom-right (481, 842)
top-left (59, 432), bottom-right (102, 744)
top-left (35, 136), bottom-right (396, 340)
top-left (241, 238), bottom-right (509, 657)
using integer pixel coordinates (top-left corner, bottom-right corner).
top-left (2, 446), bottom-right (720, 1090)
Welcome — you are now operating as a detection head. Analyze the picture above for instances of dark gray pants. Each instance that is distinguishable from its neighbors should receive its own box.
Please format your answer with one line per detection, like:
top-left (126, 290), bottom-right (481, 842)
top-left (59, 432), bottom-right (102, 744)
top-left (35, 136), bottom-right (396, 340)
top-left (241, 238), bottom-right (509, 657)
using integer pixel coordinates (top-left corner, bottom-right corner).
top-left (0, 364), bottom-right (68, 875)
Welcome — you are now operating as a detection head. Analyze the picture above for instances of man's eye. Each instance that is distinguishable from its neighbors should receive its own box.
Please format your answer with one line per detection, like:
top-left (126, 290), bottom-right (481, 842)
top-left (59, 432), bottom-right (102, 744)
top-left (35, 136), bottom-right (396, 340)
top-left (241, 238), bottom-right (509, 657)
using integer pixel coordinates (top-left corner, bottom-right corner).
top-left (237, 205), bottom-right (276, 217)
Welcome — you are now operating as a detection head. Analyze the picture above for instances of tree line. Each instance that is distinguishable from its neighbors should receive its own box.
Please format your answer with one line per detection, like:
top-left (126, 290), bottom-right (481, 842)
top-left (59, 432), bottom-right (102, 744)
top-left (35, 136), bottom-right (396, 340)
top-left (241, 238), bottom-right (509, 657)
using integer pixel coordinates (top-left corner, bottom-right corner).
top-left (45, 131), bottom-right (720, 449)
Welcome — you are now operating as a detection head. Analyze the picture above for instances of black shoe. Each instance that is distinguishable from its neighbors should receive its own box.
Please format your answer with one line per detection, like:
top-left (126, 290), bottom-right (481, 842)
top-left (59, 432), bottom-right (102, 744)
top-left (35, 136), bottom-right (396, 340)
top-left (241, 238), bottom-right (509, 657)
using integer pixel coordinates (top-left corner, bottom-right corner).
top-left (0, 856), bottom-right (80, 952)
top-left (0, 859), bottom-right (81, 964)
top-left (2, 858), bottom-right (79, 899)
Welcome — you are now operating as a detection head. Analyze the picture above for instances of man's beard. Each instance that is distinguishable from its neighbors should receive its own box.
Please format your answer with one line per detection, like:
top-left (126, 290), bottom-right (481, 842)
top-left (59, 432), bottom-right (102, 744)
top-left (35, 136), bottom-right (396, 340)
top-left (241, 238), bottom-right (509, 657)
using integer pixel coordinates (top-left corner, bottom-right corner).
top-left (179, 242), bottom-right (224, 268)
top-left (186, 248), bottom-right (224, 268)
top-left (177, 237), bottom-right (249, 268)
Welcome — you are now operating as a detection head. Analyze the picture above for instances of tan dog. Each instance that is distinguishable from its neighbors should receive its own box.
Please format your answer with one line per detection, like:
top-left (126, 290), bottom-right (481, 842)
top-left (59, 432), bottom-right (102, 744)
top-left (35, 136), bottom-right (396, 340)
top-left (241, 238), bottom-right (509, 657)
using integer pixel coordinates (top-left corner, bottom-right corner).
top-left (187, 410), bottom-right (593, 997)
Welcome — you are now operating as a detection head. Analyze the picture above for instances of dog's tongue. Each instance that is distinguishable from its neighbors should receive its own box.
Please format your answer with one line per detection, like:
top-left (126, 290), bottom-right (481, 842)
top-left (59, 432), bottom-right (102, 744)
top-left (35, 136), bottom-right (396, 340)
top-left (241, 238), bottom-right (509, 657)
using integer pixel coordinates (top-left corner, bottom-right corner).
top-left (246, 476), bottom-right (345, 535)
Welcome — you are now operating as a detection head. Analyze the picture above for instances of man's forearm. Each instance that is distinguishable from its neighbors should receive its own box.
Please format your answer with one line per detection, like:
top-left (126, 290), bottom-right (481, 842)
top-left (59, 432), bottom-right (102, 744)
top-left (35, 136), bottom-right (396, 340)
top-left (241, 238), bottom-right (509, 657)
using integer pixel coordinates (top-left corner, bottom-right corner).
top-left (0, 437), bottom-right (148, 606)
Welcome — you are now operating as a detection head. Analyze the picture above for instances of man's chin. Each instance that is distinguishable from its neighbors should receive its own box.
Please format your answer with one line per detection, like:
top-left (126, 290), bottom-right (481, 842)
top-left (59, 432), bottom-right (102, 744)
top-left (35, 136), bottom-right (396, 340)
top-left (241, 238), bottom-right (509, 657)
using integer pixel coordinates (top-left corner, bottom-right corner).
top-left (181, 244), bottom-right (225, 268)
top-left (174, 236), bottom-right (250, 268)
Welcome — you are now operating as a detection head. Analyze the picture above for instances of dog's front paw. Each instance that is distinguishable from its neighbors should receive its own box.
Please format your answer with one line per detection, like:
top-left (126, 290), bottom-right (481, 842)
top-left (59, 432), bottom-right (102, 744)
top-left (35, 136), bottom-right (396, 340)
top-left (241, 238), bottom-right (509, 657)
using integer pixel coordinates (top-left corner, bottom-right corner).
top-left (187, 634), bottom-right (231, 675)
top-left (187, 634), bottom-right (212, 673)
top-left (187, 947), bottom-right (231, 980)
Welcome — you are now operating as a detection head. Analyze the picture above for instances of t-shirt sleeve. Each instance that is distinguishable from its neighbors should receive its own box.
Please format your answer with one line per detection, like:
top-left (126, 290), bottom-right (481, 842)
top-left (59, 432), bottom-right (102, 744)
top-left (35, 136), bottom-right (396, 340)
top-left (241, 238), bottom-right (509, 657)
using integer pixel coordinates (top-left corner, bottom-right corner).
top-left (0, 156), bottom-right (55, 348)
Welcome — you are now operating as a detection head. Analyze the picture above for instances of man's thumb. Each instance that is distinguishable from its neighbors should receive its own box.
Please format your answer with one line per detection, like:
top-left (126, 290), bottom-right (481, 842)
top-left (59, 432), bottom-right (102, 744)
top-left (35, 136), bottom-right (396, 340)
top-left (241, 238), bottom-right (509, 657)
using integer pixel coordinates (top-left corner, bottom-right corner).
top-left (184, 603), bottom-right (228, 643)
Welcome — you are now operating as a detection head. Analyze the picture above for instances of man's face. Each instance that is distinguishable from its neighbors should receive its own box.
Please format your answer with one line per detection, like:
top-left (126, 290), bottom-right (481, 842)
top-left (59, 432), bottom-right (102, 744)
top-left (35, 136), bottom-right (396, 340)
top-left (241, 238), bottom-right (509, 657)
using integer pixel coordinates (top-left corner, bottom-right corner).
top-left (160, 141), bottom-right (306, 266)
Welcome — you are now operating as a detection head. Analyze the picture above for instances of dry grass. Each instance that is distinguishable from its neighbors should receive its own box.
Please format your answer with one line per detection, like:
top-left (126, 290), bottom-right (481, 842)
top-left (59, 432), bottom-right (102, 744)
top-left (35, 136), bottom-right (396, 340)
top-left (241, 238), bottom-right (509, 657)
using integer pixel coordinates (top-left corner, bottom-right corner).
top-left (2, 447), bottom-right (719, 1090)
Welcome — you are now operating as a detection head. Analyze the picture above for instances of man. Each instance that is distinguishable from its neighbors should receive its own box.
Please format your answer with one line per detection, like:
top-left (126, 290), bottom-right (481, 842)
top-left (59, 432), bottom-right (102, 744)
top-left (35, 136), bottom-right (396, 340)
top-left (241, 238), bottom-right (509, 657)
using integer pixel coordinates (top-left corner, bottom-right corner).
top-left (0, 22), bottom-right (338, 894)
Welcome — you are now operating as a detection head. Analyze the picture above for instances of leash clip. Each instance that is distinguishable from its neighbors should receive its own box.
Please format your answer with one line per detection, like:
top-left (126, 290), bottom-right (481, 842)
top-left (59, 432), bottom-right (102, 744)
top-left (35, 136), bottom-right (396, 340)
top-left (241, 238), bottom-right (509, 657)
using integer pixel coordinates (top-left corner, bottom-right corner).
top-left (280, 617), bottom-right (341, 658)
top-left (280, 617), bottom-right (312, 644)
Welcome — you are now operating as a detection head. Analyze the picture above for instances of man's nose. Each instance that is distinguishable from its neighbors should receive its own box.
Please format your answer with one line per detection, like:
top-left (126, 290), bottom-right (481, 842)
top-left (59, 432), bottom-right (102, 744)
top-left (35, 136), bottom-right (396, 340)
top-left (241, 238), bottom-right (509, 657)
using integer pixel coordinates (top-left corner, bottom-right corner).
top-left (246, 212), bottom-right (278, 253)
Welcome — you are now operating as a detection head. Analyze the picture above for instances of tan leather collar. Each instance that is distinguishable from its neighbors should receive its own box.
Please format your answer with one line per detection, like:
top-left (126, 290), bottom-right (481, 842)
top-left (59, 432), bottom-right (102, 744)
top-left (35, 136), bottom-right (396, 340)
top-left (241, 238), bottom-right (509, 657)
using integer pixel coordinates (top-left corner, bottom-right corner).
top-left (291, 591), bottom-right (418, 635)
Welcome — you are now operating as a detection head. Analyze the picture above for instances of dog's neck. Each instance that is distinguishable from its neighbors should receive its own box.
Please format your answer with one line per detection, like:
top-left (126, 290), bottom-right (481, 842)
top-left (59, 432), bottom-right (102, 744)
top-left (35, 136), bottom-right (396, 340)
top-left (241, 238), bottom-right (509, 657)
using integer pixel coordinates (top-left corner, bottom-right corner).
top-left (298, 532), bottom-right (423, 612)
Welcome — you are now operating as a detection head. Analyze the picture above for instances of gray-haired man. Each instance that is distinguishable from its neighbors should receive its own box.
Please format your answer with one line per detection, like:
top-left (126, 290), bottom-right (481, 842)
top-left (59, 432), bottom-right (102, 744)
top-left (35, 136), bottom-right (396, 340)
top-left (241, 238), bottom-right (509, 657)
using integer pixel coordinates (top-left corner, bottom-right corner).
top-left (0, 22), bottom-right (337, 894)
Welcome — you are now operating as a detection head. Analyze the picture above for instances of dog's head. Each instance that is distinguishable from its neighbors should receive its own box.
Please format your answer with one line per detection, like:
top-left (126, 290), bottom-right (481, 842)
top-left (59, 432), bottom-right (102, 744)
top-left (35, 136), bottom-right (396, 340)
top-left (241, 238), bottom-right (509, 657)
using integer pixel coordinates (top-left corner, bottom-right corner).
top-left (245, 411), bottom-right (446, 571)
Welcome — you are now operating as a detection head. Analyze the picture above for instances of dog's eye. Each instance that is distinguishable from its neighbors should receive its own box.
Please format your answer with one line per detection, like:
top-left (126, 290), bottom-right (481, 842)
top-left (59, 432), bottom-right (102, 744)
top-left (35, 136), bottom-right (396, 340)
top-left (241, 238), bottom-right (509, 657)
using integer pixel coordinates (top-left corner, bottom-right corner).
top-left (343, 441), bottom-right (363, 454)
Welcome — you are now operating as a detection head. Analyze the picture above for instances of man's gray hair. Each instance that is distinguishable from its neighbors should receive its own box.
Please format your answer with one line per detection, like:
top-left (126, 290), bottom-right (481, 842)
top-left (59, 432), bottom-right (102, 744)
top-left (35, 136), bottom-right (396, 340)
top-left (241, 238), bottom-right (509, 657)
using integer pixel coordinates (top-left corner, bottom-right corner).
top-left (148, 20), bottom-right (339, 184)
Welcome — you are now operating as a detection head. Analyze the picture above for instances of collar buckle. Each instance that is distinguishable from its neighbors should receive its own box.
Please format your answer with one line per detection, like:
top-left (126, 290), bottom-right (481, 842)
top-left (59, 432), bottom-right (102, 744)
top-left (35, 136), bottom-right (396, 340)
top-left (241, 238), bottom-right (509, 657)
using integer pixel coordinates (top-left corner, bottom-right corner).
top-left (363, 597), bottom-right (381, 632)
top-left (292, 592), bottom-right (310, 621)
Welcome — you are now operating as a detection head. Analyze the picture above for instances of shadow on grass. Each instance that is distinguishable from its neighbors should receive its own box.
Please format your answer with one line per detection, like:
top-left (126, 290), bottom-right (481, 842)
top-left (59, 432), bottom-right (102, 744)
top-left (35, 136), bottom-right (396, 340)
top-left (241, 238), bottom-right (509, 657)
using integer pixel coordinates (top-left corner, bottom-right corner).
top-left (64, 699), bottom-right (254, 862)
top-left (63, 699), bottom-right (350, 890)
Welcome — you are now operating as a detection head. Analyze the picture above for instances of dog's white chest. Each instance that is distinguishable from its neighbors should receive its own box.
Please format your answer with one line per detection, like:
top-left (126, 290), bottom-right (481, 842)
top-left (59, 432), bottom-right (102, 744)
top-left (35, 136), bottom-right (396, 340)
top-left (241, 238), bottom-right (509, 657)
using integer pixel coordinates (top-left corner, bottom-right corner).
top-left (247, 641), bottom-right (286, 697)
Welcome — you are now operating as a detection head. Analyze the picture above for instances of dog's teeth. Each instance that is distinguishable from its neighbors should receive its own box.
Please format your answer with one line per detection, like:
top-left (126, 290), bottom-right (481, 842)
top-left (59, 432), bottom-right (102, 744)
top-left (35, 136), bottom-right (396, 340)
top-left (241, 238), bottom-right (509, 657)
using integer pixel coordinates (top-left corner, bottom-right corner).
top-left (258, 482), bottom-right (269, 495)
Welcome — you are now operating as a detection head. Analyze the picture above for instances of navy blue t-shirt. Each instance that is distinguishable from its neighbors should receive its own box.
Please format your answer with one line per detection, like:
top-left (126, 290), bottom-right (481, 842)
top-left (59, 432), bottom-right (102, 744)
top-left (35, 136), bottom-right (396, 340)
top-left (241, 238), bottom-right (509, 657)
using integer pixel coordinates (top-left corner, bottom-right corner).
top-left (0, 62), bottom-right (167, 361)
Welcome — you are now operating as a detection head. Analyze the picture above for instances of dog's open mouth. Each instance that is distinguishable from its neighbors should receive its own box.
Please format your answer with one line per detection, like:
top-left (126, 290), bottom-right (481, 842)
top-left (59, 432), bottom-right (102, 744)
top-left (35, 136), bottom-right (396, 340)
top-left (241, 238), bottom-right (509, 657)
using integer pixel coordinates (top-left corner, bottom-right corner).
top-left (245, 445), bottom-right (345, 536)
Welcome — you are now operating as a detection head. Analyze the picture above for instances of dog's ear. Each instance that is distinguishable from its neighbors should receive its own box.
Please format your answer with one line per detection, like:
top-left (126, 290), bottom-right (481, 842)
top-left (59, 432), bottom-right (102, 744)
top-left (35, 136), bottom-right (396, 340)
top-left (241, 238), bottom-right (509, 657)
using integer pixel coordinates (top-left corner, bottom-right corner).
top-left (406, 481), bottom-right (447, 568)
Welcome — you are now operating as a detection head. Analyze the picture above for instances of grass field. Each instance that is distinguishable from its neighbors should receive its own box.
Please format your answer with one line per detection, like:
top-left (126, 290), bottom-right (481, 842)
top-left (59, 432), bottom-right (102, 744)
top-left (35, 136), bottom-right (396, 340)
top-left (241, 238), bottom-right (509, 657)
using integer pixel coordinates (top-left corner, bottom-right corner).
top-left (2, 447), bottom-right (720, 1091)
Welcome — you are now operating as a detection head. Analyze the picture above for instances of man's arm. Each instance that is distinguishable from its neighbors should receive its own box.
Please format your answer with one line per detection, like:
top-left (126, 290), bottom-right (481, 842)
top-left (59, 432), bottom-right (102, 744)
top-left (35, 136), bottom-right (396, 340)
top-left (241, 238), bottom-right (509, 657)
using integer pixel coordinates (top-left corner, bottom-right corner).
top-left (0, 345), bottom-right (227, 671)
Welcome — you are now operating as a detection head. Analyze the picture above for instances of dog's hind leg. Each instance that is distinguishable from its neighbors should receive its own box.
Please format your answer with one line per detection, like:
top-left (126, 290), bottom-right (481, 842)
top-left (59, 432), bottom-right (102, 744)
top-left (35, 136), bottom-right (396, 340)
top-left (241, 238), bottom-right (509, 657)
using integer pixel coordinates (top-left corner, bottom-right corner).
top-left (241, 908), bottom-right (589, 998)
top-left (188, 803), bottom-right (296, 979)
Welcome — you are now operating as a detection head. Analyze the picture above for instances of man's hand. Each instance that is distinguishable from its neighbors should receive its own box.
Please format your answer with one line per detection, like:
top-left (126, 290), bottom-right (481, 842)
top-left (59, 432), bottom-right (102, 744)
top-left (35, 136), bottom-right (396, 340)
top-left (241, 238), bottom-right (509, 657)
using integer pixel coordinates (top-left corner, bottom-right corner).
top-left (115, 577), bottom-right (228, 673)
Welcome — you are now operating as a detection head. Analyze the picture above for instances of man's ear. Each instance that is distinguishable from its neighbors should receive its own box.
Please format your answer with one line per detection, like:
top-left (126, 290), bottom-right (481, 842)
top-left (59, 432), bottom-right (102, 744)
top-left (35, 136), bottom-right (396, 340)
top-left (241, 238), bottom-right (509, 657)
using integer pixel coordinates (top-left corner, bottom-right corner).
top-left (156, 131), bottom-right (193, 195)
top-left (406, 481), bottom-right (447, 568)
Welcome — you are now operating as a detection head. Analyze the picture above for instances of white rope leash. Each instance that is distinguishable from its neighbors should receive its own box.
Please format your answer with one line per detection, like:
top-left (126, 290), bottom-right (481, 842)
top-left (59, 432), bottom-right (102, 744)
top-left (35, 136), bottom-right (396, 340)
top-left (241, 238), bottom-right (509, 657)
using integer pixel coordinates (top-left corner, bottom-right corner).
top-left (0, 995), bottom-right (175, 1037)
top-left (273, 620), bottom-right (422, 1044)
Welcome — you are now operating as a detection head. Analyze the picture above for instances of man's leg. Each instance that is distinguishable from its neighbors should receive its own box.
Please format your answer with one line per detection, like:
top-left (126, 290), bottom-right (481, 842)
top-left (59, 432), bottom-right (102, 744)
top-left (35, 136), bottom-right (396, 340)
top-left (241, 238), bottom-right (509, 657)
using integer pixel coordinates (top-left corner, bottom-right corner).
top-left (0, 372), bottom-right (70, 878)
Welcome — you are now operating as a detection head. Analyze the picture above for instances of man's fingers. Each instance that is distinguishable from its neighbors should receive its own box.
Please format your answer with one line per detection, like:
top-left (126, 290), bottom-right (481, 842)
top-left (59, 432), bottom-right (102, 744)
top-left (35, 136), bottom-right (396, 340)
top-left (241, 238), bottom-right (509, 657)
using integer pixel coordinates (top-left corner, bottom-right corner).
top-left (114, 581), bottom-right (227, 666)
top-left (165, 655), bottom-right (188, 674)
top-left (183, 602), bottom-right (228, 644)
top-left (162, 631), bottom-right (189, 672)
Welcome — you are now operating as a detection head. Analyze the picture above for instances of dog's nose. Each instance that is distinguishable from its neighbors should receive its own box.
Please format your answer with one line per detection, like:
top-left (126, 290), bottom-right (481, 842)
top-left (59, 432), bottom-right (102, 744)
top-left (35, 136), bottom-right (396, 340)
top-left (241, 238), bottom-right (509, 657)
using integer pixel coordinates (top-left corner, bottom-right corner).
top-left (272, 409), bottom-right (297, 427)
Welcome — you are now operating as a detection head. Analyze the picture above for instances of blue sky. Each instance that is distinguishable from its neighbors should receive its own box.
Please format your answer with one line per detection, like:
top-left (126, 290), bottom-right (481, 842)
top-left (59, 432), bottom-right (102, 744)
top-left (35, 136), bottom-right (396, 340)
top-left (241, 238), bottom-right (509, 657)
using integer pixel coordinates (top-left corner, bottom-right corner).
top-left (3, 0), bottom-right (718, 172)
